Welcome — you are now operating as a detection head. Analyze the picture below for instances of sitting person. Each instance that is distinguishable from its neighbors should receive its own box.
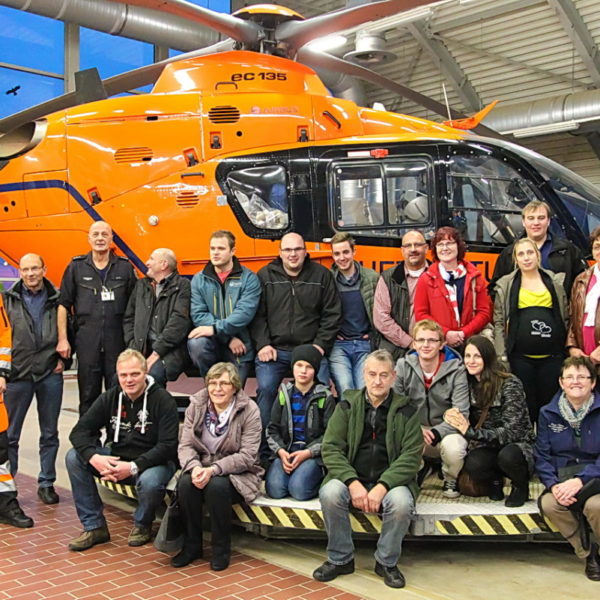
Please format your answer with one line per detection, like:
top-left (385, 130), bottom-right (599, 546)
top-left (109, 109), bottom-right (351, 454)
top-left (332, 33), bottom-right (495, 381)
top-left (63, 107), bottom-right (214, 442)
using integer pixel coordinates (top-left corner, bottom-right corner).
top-left (444, 335), bottom-right (535, 507)
top-left (66, 349), bottom-right (179, 550)
top-left (535, 356), bottom-right (600, 581)
top-left (173, 362), bottom-right (262, 571)
top-left (313, 350), bottom-right (422, 589)
top-left (394, 319), bottom-right (469, 498)
top-left (266, 344), bottom-right (335, 501)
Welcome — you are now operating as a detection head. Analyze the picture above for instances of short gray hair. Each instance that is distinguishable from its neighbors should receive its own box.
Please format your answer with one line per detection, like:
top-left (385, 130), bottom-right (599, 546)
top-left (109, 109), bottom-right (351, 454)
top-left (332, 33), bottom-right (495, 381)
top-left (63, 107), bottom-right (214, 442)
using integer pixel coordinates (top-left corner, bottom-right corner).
top-left (205, 362), bottom-right (242, 392)
top-left (116, 349), bottom-right (147, 371)
top-left (363, 349), bottom-right (395, 372)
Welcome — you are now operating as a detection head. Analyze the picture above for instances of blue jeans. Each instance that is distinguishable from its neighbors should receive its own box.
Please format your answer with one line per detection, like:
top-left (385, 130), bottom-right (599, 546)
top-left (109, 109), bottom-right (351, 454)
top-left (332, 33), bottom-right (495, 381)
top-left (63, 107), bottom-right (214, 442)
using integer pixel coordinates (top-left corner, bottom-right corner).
top-left (328, 339), bottom-right (371, 397)
top-left (319, 479), bottom-right (414, 567)
top-left (265, 457), bottom-right (323, 501)
top-left (5, 372), bottom-right (63, 487)
top-left (255, 349), bottom-right (330, 429)
top-left (65, 447), bottom-right (175, 530)
top-left (187, 336), bottom-right (251, 385)
top-left (148, 359), bottom-right (167, 387)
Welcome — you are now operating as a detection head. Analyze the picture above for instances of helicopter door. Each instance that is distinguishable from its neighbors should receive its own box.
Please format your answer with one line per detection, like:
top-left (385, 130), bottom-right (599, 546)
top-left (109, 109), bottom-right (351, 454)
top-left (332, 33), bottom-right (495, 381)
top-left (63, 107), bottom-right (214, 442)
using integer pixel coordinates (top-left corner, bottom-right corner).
top-left (444, 150), bottom-right (541, 250)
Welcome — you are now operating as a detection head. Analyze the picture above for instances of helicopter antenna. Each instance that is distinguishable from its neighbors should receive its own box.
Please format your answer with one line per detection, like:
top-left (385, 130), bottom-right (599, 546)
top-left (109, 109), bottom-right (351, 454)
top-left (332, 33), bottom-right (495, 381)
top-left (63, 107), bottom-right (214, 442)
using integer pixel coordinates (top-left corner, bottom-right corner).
top-left (442, 83), bottom-right (451, 122)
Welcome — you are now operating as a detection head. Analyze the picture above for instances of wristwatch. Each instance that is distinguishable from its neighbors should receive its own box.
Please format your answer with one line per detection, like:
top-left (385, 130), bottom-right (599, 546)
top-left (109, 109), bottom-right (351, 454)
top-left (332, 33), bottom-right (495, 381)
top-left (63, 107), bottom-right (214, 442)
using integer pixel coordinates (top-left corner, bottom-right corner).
top-left (130, 462), bottom-right (139, 476)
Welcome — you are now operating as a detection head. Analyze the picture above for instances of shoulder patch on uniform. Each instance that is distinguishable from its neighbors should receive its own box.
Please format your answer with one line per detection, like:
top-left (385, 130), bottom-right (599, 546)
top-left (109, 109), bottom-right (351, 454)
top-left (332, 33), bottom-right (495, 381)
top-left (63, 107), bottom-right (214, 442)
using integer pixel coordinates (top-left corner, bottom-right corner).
top-left (116, 255), bottom-right (130, 261)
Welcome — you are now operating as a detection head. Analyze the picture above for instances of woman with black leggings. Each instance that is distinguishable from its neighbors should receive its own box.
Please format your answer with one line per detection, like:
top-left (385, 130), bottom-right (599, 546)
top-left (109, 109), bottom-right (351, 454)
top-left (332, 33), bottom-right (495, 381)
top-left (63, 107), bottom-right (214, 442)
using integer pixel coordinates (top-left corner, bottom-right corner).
top-left (444, 335), bottom-right (535, 507)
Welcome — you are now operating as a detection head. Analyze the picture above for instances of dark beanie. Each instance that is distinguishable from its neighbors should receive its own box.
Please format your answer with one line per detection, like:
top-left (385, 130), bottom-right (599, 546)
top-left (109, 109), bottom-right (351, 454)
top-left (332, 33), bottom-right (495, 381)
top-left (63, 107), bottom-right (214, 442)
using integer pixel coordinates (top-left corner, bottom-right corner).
top-left (291, 344), bottom-right (322, 374)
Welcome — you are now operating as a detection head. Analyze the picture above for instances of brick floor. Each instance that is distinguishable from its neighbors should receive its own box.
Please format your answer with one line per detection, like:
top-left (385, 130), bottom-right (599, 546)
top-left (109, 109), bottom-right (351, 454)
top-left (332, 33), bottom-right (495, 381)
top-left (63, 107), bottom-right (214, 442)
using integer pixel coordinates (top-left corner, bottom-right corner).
top-left (0, 475), bottom-right (363, 600)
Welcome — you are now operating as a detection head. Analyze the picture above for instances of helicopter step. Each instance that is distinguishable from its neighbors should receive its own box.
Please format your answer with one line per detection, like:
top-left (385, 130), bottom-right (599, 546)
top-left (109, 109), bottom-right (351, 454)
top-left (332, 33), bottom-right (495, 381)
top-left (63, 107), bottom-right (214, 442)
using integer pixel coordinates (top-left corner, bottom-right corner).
top-left (95, 475), bottom-right (560, 541)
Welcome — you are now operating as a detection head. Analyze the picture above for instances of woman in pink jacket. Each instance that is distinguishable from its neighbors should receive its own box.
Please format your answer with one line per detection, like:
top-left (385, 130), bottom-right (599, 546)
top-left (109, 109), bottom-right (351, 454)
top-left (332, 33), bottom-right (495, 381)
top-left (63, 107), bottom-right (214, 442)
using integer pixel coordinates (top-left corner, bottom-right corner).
top-left (414, 226), bottom-right (492, 349)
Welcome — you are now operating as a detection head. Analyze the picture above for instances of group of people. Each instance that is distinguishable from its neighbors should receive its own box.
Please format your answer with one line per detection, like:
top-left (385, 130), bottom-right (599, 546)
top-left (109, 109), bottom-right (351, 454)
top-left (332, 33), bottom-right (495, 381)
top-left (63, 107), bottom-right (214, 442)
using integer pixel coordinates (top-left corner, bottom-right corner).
top-left (0, 197), bottom-right (598, 586)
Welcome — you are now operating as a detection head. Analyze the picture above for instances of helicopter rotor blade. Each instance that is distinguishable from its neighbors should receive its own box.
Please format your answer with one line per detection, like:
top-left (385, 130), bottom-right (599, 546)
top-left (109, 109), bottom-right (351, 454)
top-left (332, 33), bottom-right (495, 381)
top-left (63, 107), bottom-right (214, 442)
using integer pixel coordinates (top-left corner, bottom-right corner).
top-left (0, 40), bottom-right (233, 134)
top-left (277, 0), bottom-right (435, 53)
top-left (298, 48), bottom-right (502, 138)
top-left (104, 0), bottom-right (263, 44)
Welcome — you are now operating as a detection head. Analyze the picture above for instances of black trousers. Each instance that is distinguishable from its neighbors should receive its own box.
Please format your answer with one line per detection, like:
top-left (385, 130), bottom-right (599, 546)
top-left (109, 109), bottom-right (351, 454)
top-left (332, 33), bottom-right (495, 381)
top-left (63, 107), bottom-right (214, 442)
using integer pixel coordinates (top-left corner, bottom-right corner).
top-left (76, 332), bottom-right (124, 416)
top-left (178, 473), bottom-right (242, 562)
top-left (463, 444), bottom-right (529, 486)
top-left (509, 355), bottom-right (563, 425)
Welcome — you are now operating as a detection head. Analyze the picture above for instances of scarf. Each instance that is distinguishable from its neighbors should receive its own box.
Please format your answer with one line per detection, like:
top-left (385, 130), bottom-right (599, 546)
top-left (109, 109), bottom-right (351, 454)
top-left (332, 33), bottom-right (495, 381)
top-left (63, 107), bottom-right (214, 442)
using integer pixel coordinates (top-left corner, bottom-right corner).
top-left (583, 265), bottom-right (600, 327)
top-left (558, 392), bottom-right (593, 437)
top-left (204, 397), bottom-right (236, 437)
top-left (439, 262), bottom-right (467, 324)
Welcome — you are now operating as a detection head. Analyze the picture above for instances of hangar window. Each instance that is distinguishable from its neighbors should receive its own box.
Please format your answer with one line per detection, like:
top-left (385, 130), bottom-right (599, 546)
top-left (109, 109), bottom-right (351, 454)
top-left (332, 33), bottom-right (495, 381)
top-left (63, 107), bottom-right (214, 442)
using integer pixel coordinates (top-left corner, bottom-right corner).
top-left (226, 165), bottom-right (289, 230)
top-left (447, 154), bottom-right (539, 245)
top-left (332, 158), bottom-right (431, 237)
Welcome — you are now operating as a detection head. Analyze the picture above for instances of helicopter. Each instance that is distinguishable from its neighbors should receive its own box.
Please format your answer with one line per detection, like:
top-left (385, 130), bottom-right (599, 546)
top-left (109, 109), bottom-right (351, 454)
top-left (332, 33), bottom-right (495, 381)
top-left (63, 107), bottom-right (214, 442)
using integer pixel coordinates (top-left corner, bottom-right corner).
top-left (0, 0), bottom-right (599, 285)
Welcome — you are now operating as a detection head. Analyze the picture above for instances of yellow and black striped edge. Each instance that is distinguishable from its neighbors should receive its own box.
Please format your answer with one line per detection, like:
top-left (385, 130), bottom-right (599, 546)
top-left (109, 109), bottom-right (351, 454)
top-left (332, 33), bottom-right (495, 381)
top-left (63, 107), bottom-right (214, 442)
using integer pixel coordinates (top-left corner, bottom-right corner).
top-left (232, 503), bottom-right (382, 534)
top-left (435, 513), bottom-right (560, 536)
top-left (95, 478), bottom-right (138, 499)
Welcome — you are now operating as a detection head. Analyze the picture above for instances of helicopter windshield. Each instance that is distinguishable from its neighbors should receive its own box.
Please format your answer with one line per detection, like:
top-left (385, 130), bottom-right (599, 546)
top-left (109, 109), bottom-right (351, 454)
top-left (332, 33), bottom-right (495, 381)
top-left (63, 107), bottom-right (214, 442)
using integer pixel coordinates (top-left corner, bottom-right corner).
top-left (489, 138), bottom-right (600, 238)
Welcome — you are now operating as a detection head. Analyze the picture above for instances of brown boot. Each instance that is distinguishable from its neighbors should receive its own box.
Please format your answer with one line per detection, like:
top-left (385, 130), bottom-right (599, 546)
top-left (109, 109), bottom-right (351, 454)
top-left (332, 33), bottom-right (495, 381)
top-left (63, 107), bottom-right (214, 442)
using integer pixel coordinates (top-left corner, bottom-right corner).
top-left (128, 525), bottom-right (152, 547)
top-left (68, 525), bottom-right (110, 551)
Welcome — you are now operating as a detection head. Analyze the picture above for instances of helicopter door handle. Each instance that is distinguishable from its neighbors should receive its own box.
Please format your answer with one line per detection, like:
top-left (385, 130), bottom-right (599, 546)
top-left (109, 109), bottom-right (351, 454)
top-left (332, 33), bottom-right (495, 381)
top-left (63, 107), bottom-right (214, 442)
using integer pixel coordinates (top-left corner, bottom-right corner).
top-left (322, 111), bottom-right (341, 129)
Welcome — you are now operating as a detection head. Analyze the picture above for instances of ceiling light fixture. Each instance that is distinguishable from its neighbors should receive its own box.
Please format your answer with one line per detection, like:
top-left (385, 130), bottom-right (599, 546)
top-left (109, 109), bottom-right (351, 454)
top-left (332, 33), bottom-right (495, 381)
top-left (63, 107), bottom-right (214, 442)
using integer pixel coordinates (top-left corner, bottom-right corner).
top-left (503, 121), bottom-right (580, 138)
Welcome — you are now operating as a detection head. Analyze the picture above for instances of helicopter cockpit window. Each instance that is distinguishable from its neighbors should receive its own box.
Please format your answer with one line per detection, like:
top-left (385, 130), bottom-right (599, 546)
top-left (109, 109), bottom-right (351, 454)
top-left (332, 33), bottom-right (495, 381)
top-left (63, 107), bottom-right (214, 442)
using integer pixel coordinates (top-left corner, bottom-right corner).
top-left (447, 154), bottom-right (539, 245)
top-left (332, 159), bottom-right (431, 237)
top-left (226, 165), bottom-right (289, 230)
top-left (527, 153), bottom-right (600, 238)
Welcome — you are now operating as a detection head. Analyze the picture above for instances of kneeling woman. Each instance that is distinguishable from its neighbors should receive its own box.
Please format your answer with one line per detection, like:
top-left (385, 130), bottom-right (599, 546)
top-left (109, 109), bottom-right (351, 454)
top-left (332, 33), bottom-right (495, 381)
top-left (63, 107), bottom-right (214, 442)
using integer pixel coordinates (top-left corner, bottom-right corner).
top-left (444, 336), bottom-right (534, 507)
top-left (535, 356), bottom-right (600, 581)
top-left (266, 345), bottom-right (336, 501)
top-left (173, 362), bottom-right (263, 570)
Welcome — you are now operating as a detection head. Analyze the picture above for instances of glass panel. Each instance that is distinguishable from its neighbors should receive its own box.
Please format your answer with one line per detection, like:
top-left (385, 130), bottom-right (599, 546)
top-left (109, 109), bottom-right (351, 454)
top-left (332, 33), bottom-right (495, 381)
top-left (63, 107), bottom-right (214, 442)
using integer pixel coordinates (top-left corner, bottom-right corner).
top-left (227, 165), bottom-right (289, 230)
top-left (0, 67), bottom-right (63, 120)
top-left (335, 164), bottom-right (383, 228)
top-left (81, 28), bottom-right (153, 91)
top-left (0, 8), bottom-right (63, 74)
top-left (385, 161), bottom-right (430, 225)
top-left (527, 152), bottom-right (600, 239)
top-left (447, 154), bottom-right (538, 245)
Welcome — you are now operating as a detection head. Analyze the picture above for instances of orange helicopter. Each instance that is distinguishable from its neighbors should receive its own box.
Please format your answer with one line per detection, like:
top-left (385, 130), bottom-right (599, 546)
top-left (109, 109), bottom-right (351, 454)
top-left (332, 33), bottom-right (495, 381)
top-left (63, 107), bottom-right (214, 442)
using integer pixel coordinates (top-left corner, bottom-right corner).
top-left (0, 0), bottom-right (598, 286)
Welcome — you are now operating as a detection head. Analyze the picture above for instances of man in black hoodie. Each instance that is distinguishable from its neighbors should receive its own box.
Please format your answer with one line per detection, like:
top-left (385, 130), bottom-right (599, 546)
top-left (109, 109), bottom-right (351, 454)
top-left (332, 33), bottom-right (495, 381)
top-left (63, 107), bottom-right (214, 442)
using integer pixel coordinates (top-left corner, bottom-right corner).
top-left (66, 349), bottom-right (178, 551)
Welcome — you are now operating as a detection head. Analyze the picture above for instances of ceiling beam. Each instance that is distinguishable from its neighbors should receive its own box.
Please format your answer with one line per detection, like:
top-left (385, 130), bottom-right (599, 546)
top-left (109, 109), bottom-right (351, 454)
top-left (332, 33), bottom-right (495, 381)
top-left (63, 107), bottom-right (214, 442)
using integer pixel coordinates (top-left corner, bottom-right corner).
top-left (546, 0), bottom-right (600, 87)
top-left (408, 21), bottom-right (481, 113)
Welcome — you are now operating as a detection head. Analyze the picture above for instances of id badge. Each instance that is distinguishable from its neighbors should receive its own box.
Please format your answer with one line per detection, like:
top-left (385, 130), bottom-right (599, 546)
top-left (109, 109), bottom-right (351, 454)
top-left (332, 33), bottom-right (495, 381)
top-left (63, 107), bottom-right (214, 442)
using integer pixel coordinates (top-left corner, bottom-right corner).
top-left (101, 287), bottom-right (115, 302)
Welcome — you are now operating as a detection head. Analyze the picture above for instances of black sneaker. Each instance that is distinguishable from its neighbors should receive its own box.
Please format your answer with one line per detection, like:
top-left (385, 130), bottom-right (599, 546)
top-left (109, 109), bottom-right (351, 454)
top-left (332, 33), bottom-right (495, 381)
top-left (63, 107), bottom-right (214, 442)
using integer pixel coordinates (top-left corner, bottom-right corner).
top-left (375, 561), bottom-right (406, 588)
top-left (313, 559), bottom-right (354, 582)
top-left (585, 543), bottom-right (600, 581)
top-left (442, 479), bottom-right (460, 498)
top-left (38, 486), bottom-right (59, 505)
top-left (489, 480), bottom-right (504, 501)
top-left (0, 502), bottom-right (34, 528)
top-left (505, 484), bottom-right (529, 507)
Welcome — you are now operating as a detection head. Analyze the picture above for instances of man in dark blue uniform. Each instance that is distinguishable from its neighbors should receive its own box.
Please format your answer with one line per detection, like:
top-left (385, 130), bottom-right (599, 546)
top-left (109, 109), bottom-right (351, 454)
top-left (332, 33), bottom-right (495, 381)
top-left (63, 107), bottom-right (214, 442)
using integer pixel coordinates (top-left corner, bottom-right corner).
top-left (57, 221), bottom-right (136, 415)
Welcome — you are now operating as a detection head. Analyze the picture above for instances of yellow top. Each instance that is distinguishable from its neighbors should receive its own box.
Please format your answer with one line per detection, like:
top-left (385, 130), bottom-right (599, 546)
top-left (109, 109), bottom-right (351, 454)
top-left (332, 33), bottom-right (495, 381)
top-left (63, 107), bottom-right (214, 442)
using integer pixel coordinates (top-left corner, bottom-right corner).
top-left (518, 287), bottom-right (552, 358)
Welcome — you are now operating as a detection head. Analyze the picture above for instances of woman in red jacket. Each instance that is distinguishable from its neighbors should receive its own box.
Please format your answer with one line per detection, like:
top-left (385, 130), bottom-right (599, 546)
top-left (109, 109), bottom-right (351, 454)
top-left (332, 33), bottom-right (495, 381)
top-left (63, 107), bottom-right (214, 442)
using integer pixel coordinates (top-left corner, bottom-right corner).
top-left (414, 226), bottom-right (491, 349)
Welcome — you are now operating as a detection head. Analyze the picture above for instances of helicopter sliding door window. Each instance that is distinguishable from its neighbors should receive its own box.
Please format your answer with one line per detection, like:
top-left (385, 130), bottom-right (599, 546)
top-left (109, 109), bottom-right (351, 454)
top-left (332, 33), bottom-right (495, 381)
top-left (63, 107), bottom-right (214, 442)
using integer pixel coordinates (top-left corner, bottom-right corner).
top-left (225, 165), bottom-right (289, 230)
top-left (446, 153), bottom-right (539, 246)
top-left (332, 159), bottom-right (431, 237)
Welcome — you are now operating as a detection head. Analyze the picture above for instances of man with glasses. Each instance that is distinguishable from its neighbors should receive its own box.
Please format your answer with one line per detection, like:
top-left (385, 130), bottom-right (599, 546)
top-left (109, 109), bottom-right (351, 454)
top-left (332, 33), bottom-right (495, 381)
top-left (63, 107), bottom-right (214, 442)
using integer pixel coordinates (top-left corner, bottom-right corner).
top-left (394, 319), bottom-right (469, 498)
top-left (251, 232), bottom-right (341, 440)
top-left (489, 200), bottom-right (586, 298)
top-left (2, 254), bottom-right (69, 505)
top-left (374, 230), bottom-right (429, 359)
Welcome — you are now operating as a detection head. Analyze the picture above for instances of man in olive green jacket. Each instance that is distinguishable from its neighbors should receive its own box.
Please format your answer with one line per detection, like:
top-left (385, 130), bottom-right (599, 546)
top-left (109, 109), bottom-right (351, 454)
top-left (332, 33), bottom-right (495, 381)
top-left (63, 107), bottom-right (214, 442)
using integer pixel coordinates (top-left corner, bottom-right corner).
top-left (313, 350), bottom-right (423, 589)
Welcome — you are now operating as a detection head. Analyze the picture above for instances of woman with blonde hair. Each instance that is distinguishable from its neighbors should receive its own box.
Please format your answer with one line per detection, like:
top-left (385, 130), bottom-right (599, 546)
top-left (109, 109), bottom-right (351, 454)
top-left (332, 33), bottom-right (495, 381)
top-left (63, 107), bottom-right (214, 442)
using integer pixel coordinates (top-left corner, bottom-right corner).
top-left (493, 238), bottom-right (568, 424)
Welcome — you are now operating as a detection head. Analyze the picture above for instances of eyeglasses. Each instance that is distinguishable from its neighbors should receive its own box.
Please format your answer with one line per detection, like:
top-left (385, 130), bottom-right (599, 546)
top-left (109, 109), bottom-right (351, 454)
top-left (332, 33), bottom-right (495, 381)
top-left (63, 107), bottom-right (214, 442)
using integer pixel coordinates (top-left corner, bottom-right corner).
top-left (561, 375), bottom-right (592, 382)
top-left (401, 242), bottom-right (428, 249)
top-left (207, 380), bottom-right (234, 389)
top-left (414, 338), bottom-right (441, 345)
top-left (280, 247), bottom-right (305, 254)
top-left (435, 241), bottom-right (457, 249)
top-left (592, 244), bottom-right (600, 252)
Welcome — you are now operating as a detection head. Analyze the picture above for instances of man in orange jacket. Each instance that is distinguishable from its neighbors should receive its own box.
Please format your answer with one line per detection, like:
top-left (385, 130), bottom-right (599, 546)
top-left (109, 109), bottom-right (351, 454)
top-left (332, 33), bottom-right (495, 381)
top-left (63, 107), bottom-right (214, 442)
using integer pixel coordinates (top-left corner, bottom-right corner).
top-left (0, 296), bottom-right (33, 528)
